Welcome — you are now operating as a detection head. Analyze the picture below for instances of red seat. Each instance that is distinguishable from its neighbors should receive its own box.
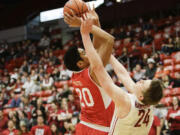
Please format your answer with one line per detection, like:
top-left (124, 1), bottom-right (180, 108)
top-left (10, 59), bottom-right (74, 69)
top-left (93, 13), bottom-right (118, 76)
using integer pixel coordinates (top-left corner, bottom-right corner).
top-left (174, 64), bottom-right (180, 72)
top-left (160, 97), bottom-right (172, 106)
top-left (171, 88), bottom-right (180, 96)
top-left (163, 59), bottom-right (173, 66)
top-left (164, 65), bottom-right (173, 71)
top-left (163, 89), bottom-right (171, 97)
top-left (171, 52), bottom-right (180, 64)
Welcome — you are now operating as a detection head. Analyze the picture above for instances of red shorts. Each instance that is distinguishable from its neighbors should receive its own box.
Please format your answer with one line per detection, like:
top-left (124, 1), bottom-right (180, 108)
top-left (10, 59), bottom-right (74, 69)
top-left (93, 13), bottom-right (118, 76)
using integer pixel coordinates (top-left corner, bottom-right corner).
top-left (75, 123), bottom-right (109, 135)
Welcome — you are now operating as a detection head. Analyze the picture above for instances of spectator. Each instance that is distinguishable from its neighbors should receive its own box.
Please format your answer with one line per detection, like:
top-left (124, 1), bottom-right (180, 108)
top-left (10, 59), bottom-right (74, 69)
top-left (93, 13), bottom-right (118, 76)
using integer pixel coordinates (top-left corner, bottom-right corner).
top-left (141, 53), bottom-right (149, 67)
top-left (170, 72), bottom-right (180, 88)
top-left (30, 70), bottom-right (38, 82)
top-left (148, 115), bottom-right (161, 135)
top-left (145, 58), bottom-right (157, 79)
top-left (20, 96), bottom-right (31, 120)
top-left (154, 62), bottom-right (169, 79)
top-left (42, 74), bottom-right (54, 90)
top-left (162, 75), bottom-right (172, 88)
top-left (21, 61), bottom-right (29, 73)
top-left (0, 110), bottom-right (8, 132)
top-left (18, 120), bottom-right (31, 135)
top-left (10, 92), bottom-right (21, 108)
top-left (31, 98), bottom-right (46, 126)
top-left (129, 44), bottom-right (141, 69)
top-left (11, 68), bottom-right (19, 80)
top-left (174, 36), bottom-right (180, 51)
top-left (0, 91), bottom-right (8, 109)
top-left (58, 98), bottom-right (72, 134)
top-left (18, 111), bottom-right (30, 129)
top-left (48, 102), bottom-right (60, 126)
top-left (31, 116), bottom-right (52, 135)
top-left (151, 53), bottom-right (160, 64)
top-left (38, 35), bottom-right (51, 49)
top-left (166, 97), bottom-right (180, 135)
top-left (140, 30), bottom-right (153, 46)
top-left (50, 124), bottom-right (61, 135)
top-left (119, 28), bottom-right (127, 39)
top-left (52, 68), bottom-right (61, 82)
top-left (49, 52), bottom-right (60, 65)
top-left (46, 62), bottom-right (55, 75)
top-left (64, 121), bottom-right (75, 135)
top-left (12, 112), bottom-right (20, 130)
top-left (21, 72), bottom-right (28, 84)
top-left (68, 93), bottom-right (80, 113)
top-left (117, 47), bottom-right (129, 64)
top-left (2, 120), bottom-right (19, 135)
top-left (162, 37), bottom-right (175, 54)
top-left (22, 76), bottom-right (40, 96)
top-left (59, 68), bottom-right (72, 81)
top-left (133, 64), bottom-right (145, 82)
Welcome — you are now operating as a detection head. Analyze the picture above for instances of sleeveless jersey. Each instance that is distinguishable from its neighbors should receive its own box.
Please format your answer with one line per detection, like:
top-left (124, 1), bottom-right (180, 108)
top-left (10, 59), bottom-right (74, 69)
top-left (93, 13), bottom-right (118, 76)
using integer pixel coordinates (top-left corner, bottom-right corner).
top-left (71, 68), bottom-right (115, 127)
top-left (109, 94), bottom-right (154, 135)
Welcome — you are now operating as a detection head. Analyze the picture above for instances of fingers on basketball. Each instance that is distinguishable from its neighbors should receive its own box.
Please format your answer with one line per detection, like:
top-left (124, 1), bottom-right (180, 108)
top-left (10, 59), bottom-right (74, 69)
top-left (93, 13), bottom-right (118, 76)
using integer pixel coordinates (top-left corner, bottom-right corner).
top-left (64, 0), bottom-right (88, 17)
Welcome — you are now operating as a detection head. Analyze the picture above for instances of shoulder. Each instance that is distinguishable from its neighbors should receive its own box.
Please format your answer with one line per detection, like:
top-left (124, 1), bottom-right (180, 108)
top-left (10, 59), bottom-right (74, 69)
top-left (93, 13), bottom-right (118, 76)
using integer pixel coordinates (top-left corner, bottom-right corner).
top-left (14, 129), bottom-right (19, 133)
top-left (2, 130), bottom-right (8, 133)
top-left (31, 125), bottom-right (37, 130)
top-left (72, 68), bottom-right (88, 78)
top-left (44, 125), bottom-right (51, 129)
top-left (116, 93), bottom-right (132, 118)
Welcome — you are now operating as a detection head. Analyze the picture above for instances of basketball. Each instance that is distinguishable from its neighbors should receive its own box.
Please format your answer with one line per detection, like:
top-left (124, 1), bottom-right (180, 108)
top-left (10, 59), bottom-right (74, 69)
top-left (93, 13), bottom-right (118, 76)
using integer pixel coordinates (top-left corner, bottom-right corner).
top-left (63, 0), bottom-right (88, 17)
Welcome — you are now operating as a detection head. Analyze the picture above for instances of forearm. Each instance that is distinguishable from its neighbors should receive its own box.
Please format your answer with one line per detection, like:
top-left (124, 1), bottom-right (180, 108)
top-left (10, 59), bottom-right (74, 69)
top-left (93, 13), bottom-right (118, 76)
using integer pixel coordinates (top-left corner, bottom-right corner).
top-left (91, 25), bottom-right (114, 66)
top-left (156, 127), bottom-right (161, 135)
top-left (110, 55), bottom-right (129, 77)
top-left (81, 33), bottom-right (101, 69)
top-left (91, 25), bottom-right (114, 44)
top-left (92, 21), bottom-right (101, 49)
top-left (110, 55), bottom-right (135, 93)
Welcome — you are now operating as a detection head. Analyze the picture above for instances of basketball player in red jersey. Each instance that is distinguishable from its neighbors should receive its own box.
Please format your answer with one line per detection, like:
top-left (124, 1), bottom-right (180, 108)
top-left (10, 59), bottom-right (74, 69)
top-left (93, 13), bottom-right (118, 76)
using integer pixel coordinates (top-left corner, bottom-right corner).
top-left (80, 16), bottom-right (163, 135)
top-left (63, 9), bottom-right (115, 135)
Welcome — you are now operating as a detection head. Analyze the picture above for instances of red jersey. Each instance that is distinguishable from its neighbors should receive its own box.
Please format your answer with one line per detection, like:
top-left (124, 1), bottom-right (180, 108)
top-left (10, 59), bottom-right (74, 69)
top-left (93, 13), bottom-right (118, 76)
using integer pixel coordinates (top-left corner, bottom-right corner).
top-left (148, 116), bottom-right (160, 135)
top-left (0, 117), bottom-right (8, 132)
top-left (71, 68), bottom-right (114, 127)
top-left (31, 125), bottom-right (52, 135)
top-left (21, 132), bottom-right (32, 135)
top-left (2, 129), bottom-right (19, 135)
top-left (167, 106), bottom-right (180, 130)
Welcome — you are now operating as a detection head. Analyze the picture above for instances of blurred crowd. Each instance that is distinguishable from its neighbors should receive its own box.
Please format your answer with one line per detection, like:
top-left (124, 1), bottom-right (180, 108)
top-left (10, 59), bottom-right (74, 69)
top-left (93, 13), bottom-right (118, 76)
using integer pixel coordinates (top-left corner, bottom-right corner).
top-left (0, 14), bottom-right (180, 135)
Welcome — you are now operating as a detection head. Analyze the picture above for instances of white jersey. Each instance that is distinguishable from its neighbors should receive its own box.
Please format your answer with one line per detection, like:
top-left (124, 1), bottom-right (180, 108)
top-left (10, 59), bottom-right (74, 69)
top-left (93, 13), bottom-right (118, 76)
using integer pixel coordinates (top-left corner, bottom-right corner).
top-left (109, 94), bottom-right (154, 135)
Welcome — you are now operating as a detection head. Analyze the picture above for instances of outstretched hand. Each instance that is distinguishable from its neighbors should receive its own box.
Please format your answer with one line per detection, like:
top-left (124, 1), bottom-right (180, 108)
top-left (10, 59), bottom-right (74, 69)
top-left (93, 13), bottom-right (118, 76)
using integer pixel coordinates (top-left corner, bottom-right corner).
top-left (80, 14), bottom-right (93, 35)
top-left (64, 4), bottom-right (99, 28)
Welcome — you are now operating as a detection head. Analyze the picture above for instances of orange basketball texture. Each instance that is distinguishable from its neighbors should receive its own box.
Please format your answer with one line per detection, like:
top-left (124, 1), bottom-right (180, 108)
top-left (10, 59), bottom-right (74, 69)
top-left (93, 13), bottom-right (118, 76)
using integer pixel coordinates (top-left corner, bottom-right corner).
top-left (63, 0), bottom-right (88, 17)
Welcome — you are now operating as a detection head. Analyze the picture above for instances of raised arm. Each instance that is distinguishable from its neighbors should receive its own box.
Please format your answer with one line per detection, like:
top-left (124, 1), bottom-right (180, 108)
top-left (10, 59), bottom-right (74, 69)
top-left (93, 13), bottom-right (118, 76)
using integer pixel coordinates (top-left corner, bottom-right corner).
top-left (90, 25), bottom-right (114, 66)
top-left (64, 8), bottom-right (101, 49)
top-left (64, 9), bottom-right (114, 66)
top-left (110, 55), bottom-right (136, 93)
top-left (80, 17), bottom-right (129, 107)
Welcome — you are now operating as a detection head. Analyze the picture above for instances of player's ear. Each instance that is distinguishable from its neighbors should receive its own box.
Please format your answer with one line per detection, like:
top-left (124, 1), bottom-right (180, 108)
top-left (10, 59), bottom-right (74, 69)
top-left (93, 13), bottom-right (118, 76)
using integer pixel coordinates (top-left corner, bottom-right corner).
top-left (77, 60), bottom-right (84, 68)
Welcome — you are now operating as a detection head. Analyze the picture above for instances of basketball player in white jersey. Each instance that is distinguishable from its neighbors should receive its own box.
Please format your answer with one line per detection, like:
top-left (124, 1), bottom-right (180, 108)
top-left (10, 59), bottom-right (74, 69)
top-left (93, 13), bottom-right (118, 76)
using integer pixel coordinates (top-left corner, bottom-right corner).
top-left (80, 16), bottom-right (164, 135)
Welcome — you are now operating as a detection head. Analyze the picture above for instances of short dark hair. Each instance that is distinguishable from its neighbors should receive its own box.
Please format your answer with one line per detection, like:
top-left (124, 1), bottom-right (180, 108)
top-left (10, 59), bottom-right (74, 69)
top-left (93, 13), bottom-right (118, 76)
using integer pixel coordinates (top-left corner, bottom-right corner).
top-left (63, 46), bottom-right (82, 71)
top-left (142, 79), bottom-right (163, 105)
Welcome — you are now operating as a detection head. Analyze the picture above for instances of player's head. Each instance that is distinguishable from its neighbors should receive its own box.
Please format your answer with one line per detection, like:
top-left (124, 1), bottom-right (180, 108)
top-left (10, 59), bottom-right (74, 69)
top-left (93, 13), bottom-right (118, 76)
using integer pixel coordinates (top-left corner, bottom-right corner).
top-left (64, 46), bottom-right (89, 71)
top-left (135, 79), bottom-right (163, 105)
